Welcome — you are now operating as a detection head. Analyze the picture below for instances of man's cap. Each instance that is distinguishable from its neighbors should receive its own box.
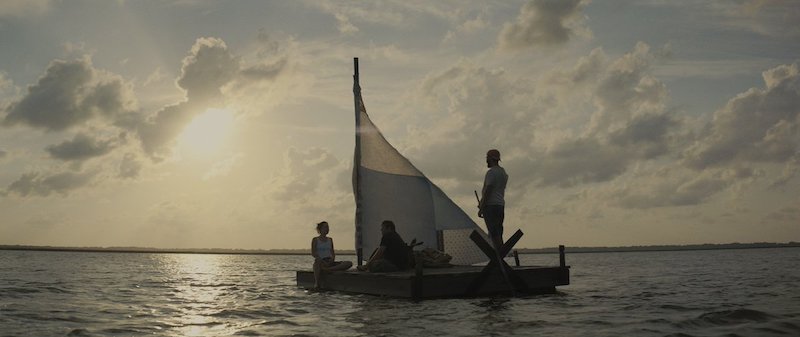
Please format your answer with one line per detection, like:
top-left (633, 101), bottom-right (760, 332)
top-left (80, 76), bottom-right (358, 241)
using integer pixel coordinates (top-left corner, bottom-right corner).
top-left (486, 149), bottom-right (501, 161)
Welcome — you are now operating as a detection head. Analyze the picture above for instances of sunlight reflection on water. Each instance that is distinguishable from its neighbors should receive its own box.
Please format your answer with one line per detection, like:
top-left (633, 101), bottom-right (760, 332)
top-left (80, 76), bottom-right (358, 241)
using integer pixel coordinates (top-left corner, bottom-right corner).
top-left (151, 254), bottom-right (268, 336)
top-left (1, 249), bottom-right (799, 336)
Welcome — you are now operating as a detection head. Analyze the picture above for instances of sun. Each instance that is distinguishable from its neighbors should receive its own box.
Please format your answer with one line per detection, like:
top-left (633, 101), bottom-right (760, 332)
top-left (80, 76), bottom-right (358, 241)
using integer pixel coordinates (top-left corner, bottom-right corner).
top-left (178, 108), bottom-right (235, 155)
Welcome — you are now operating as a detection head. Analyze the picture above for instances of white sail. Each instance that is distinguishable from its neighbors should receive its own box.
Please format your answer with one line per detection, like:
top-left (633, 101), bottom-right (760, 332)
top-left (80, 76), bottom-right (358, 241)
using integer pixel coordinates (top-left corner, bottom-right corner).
top-left (353, 63), bottom-right (488, 265)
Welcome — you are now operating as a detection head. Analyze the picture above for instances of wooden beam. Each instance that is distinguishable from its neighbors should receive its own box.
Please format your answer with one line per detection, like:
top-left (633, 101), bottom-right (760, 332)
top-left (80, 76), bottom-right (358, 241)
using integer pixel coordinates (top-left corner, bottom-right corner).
top-left (464, 230), bottom-right (529, 295)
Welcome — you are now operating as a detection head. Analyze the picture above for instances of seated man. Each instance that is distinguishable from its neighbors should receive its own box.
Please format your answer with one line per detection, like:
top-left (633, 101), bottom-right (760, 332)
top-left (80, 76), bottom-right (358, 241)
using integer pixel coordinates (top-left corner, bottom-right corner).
top-left (358, 220), bottom-right (409, 272)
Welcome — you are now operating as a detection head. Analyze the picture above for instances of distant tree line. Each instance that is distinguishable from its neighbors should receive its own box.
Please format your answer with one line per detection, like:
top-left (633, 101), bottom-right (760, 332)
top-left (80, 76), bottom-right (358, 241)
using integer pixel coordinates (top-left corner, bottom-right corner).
top-left (516, 242), bottom-right (800, 254)
top-left (1, 242), bottom-right (798, 255)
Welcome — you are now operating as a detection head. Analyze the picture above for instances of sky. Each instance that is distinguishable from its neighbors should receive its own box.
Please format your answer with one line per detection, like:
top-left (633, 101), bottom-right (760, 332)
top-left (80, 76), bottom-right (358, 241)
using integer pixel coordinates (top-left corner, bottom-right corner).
top-left (0, 0), bottom-right (798, 250)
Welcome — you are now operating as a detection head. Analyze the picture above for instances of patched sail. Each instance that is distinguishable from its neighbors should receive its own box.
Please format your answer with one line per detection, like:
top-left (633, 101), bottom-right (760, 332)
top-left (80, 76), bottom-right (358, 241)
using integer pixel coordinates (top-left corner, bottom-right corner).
top-left (352, 59), bottom-right (488, 265)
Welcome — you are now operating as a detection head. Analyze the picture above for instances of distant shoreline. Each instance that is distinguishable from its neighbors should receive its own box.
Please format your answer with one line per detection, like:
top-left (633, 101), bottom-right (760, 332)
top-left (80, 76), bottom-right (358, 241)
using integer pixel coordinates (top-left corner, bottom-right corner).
top-left (1, 242), bottom-right (798, 256)
top-left (517, 242), bottom-right (800, 254)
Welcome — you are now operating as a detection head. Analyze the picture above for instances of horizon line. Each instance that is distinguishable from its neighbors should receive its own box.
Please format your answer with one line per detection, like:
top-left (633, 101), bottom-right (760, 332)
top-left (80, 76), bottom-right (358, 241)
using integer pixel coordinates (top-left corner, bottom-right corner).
top-left (1, 242), bottom-right (798, 255)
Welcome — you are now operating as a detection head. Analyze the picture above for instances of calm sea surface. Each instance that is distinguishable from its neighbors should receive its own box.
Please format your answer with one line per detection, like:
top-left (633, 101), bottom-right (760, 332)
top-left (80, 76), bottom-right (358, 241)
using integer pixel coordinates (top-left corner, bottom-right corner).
top-left (1, 248), bottom-right (799, 337)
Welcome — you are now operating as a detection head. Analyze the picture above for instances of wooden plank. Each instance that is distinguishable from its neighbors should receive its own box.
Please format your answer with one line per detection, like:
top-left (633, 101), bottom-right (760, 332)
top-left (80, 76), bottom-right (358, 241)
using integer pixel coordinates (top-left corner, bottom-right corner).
top-left (296, 265), bottom-right (569, 299)
top-left (465, 230), bottom-right (528, 295)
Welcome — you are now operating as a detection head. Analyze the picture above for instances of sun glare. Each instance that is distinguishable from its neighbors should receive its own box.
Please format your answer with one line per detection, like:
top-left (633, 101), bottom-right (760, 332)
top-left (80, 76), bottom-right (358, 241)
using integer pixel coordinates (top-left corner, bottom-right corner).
top-left (179, 108), bottom-right (235, 155)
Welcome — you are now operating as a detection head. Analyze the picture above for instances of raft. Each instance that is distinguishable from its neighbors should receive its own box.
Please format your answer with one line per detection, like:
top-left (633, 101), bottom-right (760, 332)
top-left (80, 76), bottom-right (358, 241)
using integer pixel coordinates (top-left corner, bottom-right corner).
top-left (297, 264), bottom-right (569, 299)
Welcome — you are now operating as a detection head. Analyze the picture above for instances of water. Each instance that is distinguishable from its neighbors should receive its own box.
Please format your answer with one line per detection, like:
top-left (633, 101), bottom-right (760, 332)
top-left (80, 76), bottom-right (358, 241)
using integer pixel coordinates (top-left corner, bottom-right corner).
top-left (1, 248), bottom-right (798, 337)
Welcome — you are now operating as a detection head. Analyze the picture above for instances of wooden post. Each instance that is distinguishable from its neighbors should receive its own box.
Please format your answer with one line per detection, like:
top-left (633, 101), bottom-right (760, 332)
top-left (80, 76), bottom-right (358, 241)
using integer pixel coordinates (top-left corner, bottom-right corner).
top-left (465, 230), bottom-right (528, 296)
top-left (513, 250), bottom-right (520, 267)
top-left (353, 57), bottom-right (364, 266)
top-left (559, 245), bottom-right (565, 267)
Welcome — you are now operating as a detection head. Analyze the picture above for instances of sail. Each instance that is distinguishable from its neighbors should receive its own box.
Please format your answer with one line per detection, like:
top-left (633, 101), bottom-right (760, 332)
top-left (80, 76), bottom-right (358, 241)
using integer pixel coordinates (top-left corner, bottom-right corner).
top-left (352, 63), bottom-right (488, 265)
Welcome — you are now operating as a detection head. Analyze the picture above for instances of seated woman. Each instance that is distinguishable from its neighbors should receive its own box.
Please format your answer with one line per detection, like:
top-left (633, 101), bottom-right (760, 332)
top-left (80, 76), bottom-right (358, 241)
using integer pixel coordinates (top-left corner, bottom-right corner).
top-left (311, 221), bottom-right (352, 289)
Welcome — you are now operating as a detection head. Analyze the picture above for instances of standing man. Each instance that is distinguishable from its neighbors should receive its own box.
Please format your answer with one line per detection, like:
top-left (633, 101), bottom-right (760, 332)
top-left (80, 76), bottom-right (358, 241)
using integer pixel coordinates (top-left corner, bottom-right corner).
top-left (478, 149), bottom-right (508, 251)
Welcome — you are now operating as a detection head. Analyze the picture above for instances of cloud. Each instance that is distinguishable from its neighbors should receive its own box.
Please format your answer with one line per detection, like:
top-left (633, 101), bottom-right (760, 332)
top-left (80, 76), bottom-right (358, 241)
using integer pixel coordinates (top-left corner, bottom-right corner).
top-left (1, 57), bottom-right (136, 132)
top-left (238, 58), bottom-right (288, 83)
top-left (4, 170), bottom-right (96, 197)
top-left (132, 102), bottom-right (196, 159)
top-left (684, 62), bottom-right (800, 169)
top-left (403, 60), bottom-right (544, 184)
top-left (764, 204), bottom-right (800, 222)
top-left (527, 43), bottom-right (678, 187)
top-left (203, 153), bottom-right (244, 180)
top-left (443, 10), bottom-right (490, 43)
top-left (609, 166), bottom-right (754, 209)
top-left (311, 1), bottom-right (417, 31)
top-left (142, 67), bottom-right (167, 87)
top-left (45, 132), bottom-right (118, 162)
top-left (0, 72), bottom-right (12, 93)
top-left (589, 42), bottom-right (669, 135)
top-left (0, 0), bottom-right (50, 17)
top-left (567, 47), bottom-right (606, 84)
top-left (769, 157), bottom-right (800, 188)
top-left (397, 42), bottom-right (681, 192)
top-left (723, 0), bottom-right (800, 38)
top-left (509, 118), bottom-right (676, 190)
top-left (118, 152), bottom-right (142, 179)
top-left (334, 12), bottom-right (359, 34)
top-left (262, 147), bottom-right (352, 229)
top-left (533, 137), bottom-right (629, 187)
top-left (131, 37), bottom-right (289, 159)
top-left (176, 37), bottom-right (240, 103)
top-left (271, 147), bottom-right (341, 202)
top-left (608, 111), bottom-right (678, 159)
top-left (498, 0), bottom-right (590, 51)
top-left (0, 149), bottom-right (7, 159)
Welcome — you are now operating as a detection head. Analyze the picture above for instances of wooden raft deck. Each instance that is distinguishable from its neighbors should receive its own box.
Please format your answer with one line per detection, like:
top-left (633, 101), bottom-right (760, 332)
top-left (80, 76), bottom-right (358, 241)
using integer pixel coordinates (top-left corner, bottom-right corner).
top-left (296, 265), bottom-right (570, 299)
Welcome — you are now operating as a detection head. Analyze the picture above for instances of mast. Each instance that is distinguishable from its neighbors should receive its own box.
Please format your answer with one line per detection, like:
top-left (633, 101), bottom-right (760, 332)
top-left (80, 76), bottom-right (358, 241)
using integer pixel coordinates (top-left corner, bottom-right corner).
top-left (353, 57), bottom-right (364, 266)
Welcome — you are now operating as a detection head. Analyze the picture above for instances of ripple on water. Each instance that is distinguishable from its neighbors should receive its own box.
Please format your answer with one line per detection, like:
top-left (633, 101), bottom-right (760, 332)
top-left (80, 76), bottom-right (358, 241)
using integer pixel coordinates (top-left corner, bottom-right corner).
top-left (2, 248), bottom-right (800, 337)
top-left (676, 308), bottom-right (775, 328)
top-left (209, 308), bottom-right (267, 320)
top-left (659, 304), bottom-right (694, 312)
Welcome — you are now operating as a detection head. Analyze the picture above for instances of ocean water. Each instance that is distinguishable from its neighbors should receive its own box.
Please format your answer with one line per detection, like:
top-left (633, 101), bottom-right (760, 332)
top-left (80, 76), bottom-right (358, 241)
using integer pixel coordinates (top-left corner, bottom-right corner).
top-left (1, 248), bottom-right (798, 337)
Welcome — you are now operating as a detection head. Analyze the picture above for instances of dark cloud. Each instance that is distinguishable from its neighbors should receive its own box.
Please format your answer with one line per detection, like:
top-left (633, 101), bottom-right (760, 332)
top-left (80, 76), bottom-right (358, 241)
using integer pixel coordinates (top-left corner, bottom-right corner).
top-left (498, 0), bottom-right (589, 51)
top-left (406, 43), bottom-right (680, 191)
top-left (530, 113), bottom-right (680, 187)
top-left (408, 61), bottom-right (543, 183)
top-left (0, 149), bottom-right (6, 158)
top-left (590, 43), bottom-right (668, 135)
top-left (769, 158), bottom-right (799, 188)
top-left (131, 37), bottom-right (288, 159)
top-left (2, 57), bottom-right (135, 131)
top-left (611, 167), bottom-right (752, 209)
top-left (118, 153), bottom-right (142, 179)
top-left (569, 47), bottom-right (606, 84)
top-left (533, 138), bottom-right (629, 187)
top-left (684, 62), bottom-right (800, 169)
top-left (176, 37), bottom-right (239, 102)
top-left (5, 170), bottom-right (95, 197)
top-left (131, 38), bottom-right (237, 159)
top-left (599, 62), bottom-right (799, 209)
top-left (134, 102), bottom-right (196, 159)
top-left (609, 112), bottom-right (678, 159)
top-left (45, 133), bottom-right (117, 162)
top-left (543, 142), bottom-right (639, 188)
top-left (530, 43), bottom-right (677, 186)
